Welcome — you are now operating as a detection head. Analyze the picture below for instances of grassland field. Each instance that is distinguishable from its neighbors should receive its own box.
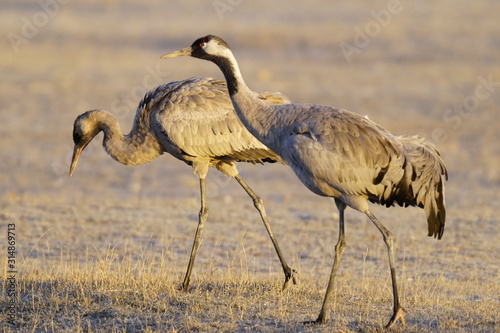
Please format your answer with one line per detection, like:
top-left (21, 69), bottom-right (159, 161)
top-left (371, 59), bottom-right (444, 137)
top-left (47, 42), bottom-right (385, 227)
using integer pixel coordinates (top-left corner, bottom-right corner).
top-left (0, 1), bottom-right (499, 332)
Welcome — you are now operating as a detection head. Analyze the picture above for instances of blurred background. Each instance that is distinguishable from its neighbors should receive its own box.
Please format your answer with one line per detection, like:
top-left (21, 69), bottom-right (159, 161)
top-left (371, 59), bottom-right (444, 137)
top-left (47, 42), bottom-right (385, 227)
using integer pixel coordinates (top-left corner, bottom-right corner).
top-left (0, 0), bottom-right (498, 287)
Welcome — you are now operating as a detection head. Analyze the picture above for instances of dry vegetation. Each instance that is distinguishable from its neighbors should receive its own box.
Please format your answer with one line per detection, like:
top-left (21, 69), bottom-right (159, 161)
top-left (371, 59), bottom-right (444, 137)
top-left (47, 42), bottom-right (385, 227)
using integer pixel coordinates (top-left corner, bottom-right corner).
top-left (1, 0), bottom-right (499, 332)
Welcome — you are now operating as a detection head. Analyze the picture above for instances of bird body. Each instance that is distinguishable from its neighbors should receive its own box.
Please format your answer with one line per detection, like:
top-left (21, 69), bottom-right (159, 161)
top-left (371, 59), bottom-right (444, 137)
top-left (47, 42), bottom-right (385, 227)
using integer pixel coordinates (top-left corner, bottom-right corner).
top-left (201, 80), bottom-right (447, 238)
top-left (146, 78), bottom-right (286, 177)
top-left (258, 102), bottom-right (446, 238)
top-left (162, 35), bottom-right (448, 328)
top-left (70, 76), bottom-right (297, 291)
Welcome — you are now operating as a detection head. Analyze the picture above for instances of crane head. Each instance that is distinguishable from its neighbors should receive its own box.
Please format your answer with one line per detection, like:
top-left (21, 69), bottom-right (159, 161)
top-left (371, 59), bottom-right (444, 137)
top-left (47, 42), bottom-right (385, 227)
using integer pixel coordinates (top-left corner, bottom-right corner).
top-left (161, 35), bottom-right (231, 61)
top-left (69, 110), bottom-right (101, 176)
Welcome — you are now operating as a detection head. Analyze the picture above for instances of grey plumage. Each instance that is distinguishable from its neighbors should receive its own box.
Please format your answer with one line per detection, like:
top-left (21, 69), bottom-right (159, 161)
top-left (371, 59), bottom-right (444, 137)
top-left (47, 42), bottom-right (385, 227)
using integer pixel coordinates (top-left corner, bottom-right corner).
top-left (70, 77), bottom-right (296, 291)
top-left (162, 35), bottom-right (448, 328)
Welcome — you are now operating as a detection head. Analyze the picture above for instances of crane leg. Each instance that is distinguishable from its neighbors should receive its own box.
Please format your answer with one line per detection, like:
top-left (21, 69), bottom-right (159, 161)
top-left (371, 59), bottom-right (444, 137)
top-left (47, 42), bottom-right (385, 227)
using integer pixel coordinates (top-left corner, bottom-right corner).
top-left (305, 199), bottom-right (346, 325)
top-left (365, 210), bottom-right (406, 329)
top-left (182, 177), bottom-right (209, 291)
top-left (234, 174), bottom-right (297, 290)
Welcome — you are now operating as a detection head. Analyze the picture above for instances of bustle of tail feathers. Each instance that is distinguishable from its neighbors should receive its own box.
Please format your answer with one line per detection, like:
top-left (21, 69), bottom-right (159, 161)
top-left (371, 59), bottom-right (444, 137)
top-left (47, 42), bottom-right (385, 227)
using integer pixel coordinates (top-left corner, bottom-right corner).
top-left (399, 136), bottom-right (448, 239)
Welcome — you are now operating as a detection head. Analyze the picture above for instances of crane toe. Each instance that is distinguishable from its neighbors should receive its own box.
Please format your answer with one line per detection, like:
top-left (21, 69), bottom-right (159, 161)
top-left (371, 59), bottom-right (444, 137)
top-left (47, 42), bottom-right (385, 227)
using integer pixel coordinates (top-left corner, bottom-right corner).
top-left (303, 314), bottom-right (329, 325)
top-left (384, 306), bottom-right (406, 330)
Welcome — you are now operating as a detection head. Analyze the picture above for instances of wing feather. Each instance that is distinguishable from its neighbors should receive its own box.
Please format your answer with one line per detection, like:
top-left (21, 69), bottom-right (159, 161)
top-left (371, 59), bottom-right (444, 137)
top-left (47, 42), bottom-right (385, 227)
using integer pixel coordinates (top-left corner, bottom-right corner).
top-left (146, 77), bottom-right (286, 164)
top-left (281, 108), bottom-right (406, 199)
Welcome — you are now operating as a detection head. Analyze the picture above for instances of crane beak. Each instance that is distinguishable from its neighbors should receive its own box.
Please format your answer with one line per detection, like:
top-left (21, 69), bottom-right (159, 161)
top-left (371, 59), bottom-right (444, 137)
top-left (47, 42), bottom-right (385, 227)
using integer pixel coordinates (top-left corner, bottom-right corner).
top-left (69, 144), bottom-right (85, 176)
top-left (160, 46), bottom-right (192, 59)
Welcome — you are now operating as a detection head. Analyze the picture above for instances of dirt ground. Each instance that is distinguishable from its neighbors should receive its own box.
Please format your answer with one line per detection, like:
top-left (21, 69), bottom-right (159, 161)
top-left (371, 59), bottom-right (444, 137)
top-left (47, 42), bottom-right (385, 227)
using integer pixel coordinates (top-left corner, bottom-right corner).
top-left (1, 0), bottom-right (499, 332)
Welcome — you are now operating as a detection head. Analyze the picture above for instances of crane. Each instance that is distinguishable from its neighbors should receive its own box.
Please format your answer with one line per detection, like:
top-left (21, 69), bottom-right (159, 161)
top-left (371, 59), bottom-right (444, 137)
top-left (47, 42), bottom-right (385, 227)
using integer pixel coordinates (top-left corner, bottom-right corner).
top-left (69, 77), bottom-right (297, 291)
top-left (162, 35), bottom-right (448, 328)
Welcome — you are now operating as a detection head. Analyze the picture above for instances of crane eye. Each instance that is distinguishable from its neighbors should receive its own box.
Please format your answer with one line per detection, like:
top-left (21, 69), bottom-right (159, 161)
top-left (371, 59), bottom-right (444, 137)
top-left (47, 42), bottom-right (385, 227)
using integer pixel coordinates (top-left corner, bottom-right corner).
top-left (199, 42), bottom-right (206, 47)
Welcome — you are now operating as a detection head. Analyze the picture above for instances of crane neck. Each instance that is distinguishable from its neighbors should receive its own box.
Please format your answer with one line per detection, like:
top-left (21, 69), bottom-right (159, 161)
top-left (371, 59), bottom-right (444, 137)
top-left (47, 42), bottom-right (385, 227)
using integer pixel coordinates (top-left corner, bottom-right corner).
top-left (92, 110), bottom-right (163, 166)
top-left (210, 50), bottom-right (247, 96)
top-left (210, 51), bottom-right (278, 144)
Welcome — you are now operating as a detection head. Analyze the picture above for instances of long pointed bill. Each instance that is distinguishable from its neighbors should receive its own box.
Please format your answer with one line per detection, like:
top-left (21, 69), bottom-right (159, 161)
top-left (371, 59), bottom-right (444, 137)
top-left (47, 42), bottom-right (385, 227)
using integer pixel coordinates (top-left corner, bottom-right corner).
top-left (160, 46), bottom-right (193, 59)
top-left (69, 144), bottom-right (84, 176)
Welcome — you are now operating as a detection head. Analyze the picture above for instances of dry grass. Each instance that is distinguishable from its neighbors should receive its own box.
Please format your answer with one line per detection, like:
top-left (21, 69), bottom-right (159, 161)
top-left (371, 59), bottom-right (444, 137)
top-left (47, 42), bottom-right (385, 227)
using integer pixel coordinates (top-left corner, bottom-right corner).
top-left (1, 0), bottom-right (499, 332)
top-left (2, 232), bottom-right (498, 332)
top-left (1, 190), bottom-right (497, 332)
top-left (2, 230), bottom-right (497, 332)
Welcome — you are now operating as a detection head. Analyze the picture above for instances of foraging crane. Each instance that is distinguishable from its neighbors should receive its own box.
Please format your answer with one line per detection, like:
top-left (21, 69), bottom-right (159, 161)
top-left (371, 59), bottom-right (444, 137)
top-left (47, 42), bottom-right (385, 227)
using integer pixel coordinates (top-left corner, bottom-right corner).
top-left (162, 35), bottom-right (448, 328)
top-left (69, 77), bottom-right (297, 291)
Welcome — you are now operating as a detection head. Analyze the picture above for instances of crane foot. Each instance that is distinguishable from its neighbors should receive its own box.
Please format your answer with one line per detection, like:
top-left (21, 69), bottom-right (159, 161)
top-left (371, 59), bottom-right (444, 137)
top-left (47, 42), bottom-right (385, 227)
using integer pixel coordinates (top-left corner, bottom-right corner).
top-left (180, 281), bottom-right (191, 292)
top-left (303, 310), bottom-right (329, 325)
top-left (281, 268), bottom-right (298, 291)
top-left (384, 306), bottom-right (406, 330)
top-left (303, 314), bottom-right (328, 326)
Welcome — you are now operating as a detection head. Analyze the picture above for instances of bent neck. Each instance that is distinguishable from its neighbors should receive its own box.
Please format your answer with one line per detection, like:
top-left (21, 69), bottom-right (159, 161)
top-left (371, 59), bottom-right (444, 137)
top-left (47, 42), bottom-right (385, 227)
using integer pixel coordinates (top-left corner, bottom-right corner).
top-left (93, 110), bottom-right (162, 166)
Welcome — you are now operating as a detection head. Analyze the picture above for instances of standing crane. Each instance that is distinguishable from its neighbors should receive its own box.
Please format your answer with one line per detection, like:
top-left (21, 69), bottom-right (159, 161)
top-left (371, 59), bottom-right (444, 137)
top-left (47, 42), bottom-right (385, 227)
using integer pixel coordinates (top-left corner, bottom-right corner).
top-left (69, 77), bottom-right (297, 291)
top-left (162, 35), bottom-right (448, 328)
